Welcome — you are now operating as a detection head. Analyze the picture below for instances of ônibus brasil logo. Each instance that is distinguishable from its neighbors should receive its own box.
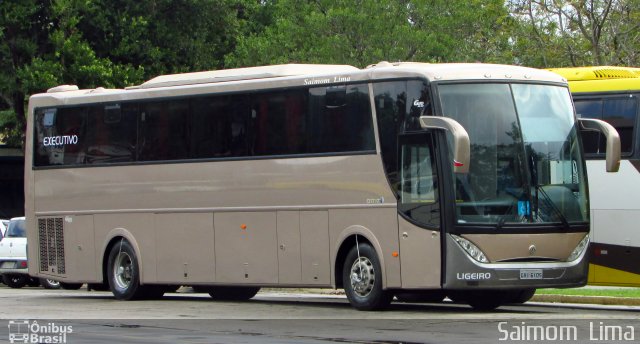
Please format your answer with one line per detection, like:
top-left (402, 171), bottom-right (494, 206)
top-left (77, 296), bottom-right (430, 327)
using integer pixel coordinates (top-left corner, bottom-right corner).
top-left (8, 320), bottom-right (73, 343)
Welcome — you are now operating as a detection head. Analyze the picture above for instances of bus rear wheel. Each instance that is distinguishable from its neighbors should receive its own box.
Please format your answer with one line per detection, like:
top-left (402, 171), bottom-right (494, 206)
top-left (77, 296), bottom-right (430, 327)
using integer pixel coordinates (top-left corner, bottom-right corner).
top-left (342, 243), bottom-right (392, 311)
top-left (107, 239), bottom-right (150, 300)
top-left (208, 286), bottom-right (260, 301)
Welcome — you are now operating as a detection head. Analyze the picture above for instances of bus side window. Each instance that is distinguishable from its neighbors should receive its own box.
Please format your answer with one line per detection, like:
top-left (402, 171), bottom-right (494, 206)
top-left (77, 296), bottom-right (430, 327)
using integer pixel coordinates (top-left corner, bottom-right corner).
top-left (83, 104), bottom-right (137, 164)
top-left (602, 97), bottom-right (637, 154)
top-left (576, 97), bottom-right (638, 156)
top-left (34, 107), bottom-right (87, 166)
top-left (139, 100), bottom-right (190, 161)
top-left (575, 99), bottom-right (603, 154)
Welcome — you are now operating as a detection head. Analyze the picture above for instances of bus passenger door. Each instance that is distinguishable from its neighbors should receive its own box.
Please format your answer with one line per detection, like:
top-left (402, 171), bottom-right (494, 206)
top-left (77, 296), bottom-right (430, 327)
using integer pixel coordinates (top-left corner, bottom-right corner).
top-left (397, 133), bottom-right (442, 288)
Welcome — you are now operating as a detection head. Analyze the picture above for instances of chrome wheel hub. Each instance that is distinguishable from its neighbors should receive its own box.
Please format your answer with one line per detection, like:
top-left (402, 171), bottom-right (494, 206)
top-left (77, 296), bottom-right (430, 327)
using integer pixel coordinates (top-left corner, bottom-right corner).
top-left (349, 257), bottom-right (375, 297)
top-left (113, 252), bottom-right (133, 290)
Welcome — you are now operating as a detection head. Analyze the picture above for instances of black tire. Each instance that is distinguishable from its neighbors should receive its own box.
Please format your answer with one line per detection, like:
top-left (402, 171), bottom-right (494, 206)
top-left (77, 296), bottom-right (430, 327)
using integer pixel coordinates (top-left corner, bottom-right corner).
top-left (504, 288), bottom-right (536, 304)
top-left (3, 274), bottom-right (27, 288)
top-left (39, 278), bottom-right (61, 289)
top-left (342, 243), bottom-right (392, 311)
top-left (107, 239), bottom-right (146, 300)
top-left (60, 282), bottom-right (83, 290)
top-left (395, 290), bottom-right (446, 303)
top-left (208, 286), bottom-right (260, 301)
top-left (27, 278), bottom-right (41, 287)
top-left (465, 290), bottom-right (505, 311)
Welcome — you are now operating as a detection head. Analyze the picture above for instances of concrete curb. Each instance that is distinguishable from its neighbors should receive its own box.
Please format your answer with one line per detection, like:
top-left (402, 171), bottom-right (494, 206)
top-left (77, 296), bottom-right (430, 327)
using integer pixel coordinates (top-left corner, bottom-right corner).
top-left (531, 294), bottom-right (640, 306)
top-left (263, 288), bottom-right (640, 307)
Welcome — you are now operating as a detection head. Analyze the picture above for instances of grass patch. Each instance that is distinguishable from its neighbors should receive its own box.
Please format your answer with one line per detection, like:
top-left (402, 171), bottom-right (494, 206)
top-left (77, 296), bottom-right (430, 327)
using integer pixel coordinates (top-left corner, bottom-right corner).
top-left (537, 287), bottom-right (640, 298)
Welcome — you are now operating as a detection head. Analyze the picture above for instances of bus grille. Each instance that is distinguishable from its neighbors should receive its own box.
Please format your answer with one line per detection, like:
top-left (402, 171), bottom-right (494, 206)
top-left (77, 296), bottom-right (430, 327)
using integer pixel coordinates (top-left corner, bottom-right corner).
top-left (38, 217), bottom-right (66, 275)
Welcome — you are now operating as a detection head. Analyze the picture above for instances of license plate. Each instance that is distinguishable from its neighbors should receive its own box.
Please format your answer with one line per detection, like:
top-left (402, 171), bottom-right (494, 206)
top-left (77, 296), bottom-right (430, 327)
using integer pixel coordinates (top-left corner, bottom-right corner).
top-left (519, 269), bottom-right (543, 280)
top-left (0, 261), bottom-right (16, 269)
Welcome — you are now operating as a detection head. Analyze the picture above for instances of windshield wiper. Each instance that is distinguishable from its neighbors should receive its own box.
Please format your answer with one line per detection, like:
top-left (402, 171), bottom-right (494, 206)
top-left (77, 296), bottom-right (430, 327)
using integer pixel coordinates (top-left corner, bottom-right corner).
top-left (536, 186), bottom-right (570, 230)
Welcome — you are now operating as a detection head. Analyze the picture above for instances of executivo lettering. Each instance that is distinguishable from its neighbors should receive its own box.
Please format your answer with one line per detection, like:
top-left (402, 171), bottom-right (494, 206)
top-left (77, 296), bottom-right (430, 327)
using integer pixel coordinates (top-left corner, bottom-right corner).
top-left (43, 135), bottom-right (78, 147)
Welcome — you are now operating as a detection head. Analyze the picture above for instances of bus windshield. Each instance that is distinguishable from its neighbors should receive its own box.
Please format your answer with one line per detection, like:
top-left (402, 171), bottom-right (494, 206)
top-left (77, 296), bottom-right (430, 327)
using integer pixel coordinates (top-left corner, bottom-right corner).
top-left (438, 83), bottom-right (588, 226)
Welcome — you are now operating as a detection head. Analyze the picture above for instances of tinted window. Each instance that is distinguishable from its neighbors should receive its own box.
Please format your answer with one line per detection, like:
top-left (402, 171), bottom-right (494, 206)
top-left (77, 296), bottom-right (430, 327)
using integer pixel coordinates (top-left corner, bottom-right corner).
top-left (84, 104), bottom-right (137, 164)
top-left (139, 100), bottom-right (190, 161)
top-left (574, 99), bottom-right (602, 154)
top-left (604, 97), bottom-right (636, 153)
top-left (251, 90), bottom-right (308, 156)
top-left (249, 85), bottom-right (375, 156)
top-left (7, 219), bottom-right (25, 238)
top-left (307, 84), bottom-right (375, 153)
top-left (34, 83), bottom-right (375, 167)
top-left (34, 107), bottom-right (86, 166)
top-left (373, 80), bottom-right (432, 199)
top-left (192, 95), bottom-right (249, 158)
top-left (575, 97), bottom-right (637, 155)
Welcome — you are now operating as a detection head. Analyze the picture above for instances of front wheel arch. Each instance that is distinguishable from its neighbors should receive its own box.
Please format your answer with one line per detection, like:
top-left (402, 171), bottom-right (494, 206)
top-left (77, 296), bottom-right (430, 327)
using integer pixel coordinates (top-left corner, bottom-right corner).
top-left (342, 242), bottom-right (392, 311)
top-left (333, 228), bottom-right (385, 289)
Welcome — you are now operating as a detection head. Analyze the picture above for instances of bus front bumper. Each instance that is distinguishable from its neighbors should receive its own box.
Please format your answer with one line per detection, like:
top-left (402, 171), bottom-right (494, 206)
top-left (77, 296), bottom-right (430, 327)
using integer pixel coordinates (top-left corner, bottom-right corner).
top-left (443, 235), bottom-right (588, 290)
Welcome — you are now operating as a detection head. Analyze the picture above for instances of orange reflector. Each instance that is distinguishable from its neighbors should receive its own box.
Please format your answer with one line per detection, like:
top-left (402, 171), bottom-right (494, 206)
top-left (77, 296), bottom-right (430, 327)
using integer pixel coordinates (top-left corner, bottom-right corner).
top-left (392, 251), bottom-right (399, 257)
top-left (240, 224), bottom-right (247, 230)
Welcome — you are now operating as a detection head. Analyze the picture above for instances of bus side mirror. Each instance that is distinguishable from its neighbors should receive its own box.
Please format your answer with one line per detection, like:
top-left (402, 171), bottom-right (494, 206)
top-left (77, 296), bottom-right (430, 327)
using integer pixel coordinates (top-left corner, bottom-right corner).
top-left (419, 116), bottom-right (470, 174)
top-left (578, 118), bottom-right (621, 172)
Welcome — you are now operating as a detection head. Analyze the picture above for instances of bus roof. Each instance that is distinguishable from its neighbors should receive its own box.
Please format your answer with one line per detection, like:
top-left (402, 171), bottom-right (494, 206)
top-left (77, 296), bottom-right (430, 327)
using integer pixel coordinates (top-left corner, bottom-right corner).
top-left (133, 64), bottom-right (360, 89)
top-left (366, 61), bottom-right (564, 84)
top-left (548, 66), bottom-right (640, 93)
top-left (33, 62), bottom-right (566, 106)
top-left (547, 66), bottom-right (640, 81)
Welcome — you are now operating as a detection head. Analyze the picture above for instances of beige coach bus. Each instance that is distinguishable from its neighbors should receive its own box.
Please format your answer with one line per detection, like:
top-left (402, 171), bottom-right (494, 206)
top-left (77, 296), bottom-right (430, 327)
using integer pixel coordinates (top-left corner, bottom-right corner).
top-left (25, 62), bottom-right (620, 311)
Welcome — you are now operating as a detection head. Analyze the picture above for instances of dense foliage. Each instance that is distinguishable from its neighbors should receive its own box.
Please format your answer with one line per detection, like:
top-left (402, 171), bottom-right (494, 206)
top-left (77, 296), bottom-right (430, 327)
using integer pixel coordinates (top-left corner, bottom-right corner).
top-left (1, 0), bottom-right (638, 147)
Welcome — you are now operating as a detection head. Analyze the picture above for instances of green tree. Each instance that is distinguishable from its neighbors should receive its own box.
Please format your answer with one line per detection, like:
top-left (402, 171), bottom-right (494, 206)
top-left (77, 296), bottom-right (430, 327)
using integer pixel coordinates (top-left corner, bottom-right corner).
top-left (77, 0), bottom-right (252, 75)
top-left (226, 0), bottom-right (514, 68)
top-left (508, 0), bottom-right (640, 67)
top-left (0, 1), bottom-right (52, 147)
top-left (0, 0), bottom-right (251, 148)
top-left (0, 0), bottom-right (144, 148)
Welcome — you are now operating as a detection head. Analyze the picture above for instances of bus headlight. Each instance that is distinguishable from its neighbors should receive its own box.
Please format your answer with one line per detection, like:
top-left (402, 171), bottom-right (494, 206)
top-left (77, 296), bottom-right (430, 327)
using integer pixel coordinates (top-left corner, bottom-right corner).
top-left (451, 234), bottom-right (489, 263)
top-left (567, 234), bottom-right (589, 262)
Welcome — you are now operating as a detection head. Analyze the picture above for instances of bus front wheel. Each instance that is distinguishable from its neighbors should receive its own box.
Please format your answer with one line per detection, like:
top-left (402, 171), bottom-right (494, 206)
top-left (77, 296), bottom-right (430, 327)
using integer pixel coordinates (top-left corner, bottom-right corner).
top-left (107, 239), bottom-right (146, 300)
top-left (342, 243), bottom-right (392, 311)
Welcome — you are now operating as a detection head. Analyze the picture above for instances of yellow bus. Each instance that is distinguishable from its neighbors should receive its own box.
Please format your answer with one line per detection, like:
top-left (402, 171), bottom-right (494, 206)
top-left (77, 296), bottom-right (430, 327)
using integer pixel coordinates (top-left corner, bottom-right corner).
top-left (26, 62), bottom-right (620, 310)
top-left (550, 66), bottom-right (640, 287)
